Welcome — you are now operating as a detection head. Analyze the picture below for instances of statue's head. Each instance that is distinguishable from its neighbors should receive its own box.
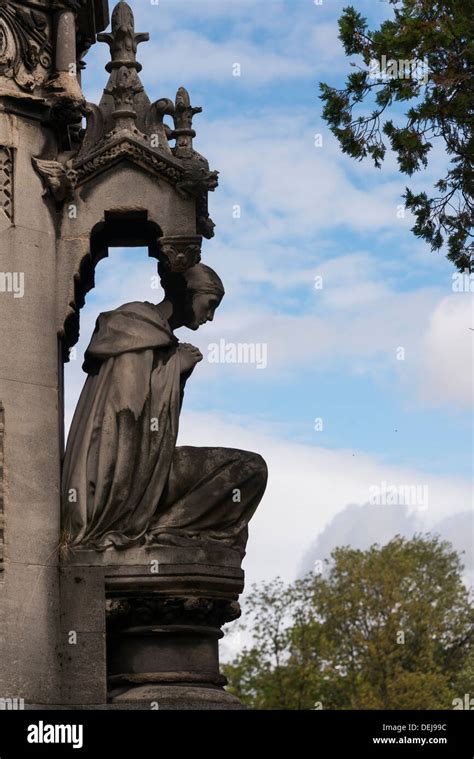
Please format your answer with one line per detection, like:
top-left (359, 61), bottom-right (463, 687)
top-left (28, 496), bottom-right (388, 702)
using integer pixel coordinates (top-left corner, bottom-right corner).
top-left (159, 262), bottom-right (225, 330)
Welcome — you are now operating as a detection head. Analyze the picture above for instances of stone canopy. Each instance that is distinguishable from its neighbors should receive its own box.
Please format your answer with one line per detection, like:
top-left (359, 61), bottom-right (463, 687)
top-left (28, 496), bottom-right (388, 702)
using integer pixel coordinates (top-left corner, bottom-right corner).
top-left (25, 0), bottom-right (219, 354)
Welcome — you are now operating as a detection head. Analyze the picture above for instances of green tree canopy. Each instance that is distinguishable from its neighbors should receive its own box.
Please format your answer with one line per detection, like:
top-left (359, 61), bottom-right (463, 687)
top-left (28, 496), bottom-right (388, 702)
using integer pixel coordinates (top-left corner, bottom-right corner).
top-left (319, 1), bottom-right (474, 270)
top-left (224, 535), bottom-right (474, 709)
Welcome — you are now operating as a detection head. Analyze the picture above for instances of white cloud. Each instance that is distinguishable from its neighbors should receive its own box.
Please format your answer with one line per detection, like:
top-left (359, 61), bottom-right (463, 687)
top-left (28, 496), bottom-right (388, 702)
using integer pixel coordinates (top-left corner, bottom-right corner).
top-left (84, 0), bottom-right (322, 95)
top-left (196, 112), bottom-right (411, 243)
top-left (139, 31), bottom-right (313, 87)
top-left (419, 294), bottom-right (473, 409)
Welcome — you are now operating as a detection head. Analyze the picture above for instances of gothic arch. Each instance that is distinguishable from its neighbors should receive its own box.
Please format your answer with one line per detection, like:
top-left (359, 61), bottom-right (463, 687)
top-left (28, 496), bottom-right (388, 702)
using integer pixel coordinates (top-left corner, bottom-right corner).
top-left (61, 211), bottom-right (163, 357)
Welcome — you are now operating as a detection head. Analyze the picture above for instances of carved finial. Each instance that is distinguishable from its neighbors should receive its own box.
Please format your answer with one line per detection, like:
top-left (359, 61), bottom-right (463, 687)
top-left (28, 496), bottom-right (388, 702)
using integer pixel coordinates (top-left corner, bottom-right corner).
top-left (97, 1), bottom-right (149, 133)
top-left (172, 87), bottom-right (203, 158)
top-left (97, 1), bottom-right (149, 73)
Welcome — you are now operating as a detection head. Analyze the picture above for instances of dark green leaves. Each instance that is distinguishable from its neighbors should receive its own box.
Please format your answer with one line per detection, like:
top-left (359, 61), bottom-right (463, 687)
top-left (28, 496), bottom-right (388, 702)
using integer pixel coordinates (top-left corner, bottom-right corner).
top-left (320, 0), bottom-right (474, 269)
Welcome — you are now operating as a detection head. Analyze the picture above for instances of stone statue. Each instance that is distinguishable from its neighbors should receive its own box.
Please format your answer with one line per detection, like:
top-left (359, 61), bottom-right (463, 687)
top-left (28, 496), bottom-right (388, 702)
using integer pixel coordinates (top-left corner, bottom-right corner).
top-left (62, 263), bottom-right (268, 558)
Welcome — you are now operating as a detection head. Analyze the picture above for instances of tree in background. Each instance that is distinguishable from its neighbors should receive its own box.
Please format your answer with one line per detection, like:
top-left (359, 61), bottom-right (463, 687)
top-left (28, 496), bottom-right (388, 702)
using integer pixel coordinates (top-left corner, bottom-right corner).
top-left (454, 649), bottom-right (474, 700)
top-left (319, 1), bottom-right (473, 270)
top-left (224, 535), bottom-right (474, 709)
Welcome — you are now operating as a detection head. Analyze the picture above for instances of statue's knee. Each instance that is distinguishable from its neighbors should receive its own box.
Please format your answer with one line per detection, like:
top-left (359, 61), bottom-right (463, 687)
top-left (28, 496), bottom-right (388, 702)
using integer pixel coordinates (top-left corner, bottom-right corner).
top-left (246, 452), bottom-right (268, 485)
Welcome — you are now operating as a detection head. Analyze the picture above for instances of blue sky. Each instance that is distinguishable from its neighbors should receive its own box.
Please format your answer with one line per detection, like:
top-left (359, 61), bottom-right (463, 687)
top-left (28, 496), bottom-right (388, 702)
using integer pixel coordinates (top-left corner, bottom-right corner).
top-left (66, 0), bottom-right (473, 597)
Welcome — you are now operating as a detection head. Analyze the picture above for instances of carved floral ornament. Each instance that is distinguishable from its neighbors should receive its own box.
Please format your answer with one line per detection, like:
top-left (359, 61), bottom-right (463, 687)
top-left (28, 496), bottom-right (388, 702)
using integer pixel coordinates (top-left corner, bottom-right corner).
top-left (106, 596), bottom-right (241, 629)
top-left (0, 2), bottom-right (52, 92)
top-left (159, 236), bottom-right (203, 273)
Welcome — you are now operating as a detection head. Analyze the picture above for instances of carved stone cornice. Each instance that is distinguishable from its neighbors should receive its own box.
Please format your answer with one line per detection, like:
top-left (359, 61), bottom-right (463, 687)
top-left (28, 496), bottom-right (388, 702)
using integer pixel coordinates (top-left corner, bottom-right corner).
top-left (106, 595), bottom-right (241, 630)
top-left (159, 235), bottom-right (202, 273)
top-left (72, 134), bottom-right (185, 187)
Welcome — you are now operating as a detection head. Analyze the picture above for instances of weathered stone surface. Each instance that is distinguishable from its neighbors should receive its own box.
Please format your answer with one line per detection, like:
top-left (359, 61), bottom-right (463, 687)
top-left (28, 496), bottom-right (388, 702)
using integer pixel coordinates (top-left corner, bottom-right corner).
top-left (59, 566), bottom-right (107, 704)
top-left (0, 373), bottom-right (61, 571)
top-left (60, 632), bottom-right (107, 705)
top-left (0, 403), bottom-right (4, 573)
top-left (60, 566), bottom-right (106, 634)
top-left (0, 379), bottom-right (62, 704)
top-left (0, 228), bottom-right (59, 389)
top-left (0, 564), bottom-right (61, 705)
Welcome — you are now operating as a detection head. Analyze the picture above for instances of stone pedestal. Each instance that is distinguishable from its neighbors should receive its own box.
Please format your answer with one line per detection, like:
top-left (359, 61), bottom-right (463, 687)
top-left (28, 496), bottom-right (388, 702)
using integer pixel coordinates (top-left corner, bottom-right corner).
top-left (60, 544), bottom-right (244, 709)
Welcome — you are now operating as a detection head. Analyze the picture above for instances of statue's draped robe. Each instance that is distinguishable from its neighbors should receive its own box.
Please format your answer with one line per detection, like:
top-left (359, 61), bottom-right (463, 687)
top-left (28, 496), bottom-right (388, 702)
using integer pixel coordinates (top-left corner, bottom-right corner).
top-left (62, 302), bottom-right (181, 549)
top-left (62, 301), bottom-right (268, 555)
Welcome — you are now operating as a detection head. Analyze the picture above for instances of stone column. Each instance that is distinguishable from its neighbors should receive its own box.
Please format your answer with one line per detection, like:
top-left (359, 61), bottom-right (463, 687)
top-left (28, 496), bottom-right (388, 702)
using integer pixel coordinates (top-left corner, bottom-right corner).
top-left (0, 108), bottom-right (63, 706)
top-left (48, 3), bottom-right (84, 101)
top-left (106, 586), bottom-right (243, 709)
top-left (55, 9), bottom-right (77, 74)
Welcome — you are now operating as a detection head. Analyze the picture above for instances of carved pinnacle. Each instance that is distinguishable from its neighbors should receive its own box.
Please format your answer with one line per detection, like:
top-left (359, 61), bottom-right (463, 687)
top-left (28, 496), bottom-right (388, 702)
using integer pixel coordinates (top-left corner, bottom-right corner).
top-left (98, 0), bottom-right (149, 73)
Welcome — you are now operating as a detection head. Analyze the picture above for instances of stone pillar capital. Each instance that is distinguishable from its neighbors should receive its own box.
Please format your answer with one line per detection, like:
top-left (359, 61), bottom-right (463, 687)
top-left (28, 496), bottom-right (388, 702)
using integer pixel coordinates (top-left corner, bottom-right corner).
top-left (158, 235), bottom-right (203, 273)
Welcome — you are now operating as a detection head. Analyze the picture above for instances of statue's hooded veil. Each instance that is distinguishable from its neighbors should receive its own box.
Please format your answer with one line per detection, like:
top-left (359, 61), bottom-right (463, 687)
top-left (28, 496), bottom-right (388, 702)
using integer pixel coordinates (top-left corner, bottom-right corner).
top-left (159, 262), bottom-right (225, 302)
top-left (184, 263), bottom-right (225, 298)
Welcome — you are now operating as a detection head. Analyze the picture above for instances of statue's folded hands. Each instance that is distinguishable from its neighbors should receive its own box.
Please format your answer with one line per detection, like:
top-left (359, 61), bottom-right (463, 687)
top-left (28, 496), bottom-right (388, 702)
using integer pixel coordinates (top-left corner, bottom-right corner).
top-left (177, 342), bottom-right (203, 374)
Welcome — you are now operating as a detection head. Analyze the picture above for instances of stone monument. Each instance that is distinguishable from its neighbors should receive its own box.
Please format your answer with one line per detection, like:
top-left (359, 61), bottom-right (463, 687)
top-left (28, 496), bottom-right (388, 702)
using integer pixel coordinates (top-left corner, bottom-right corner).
top-left (0, 0), bottom-right (267, 709)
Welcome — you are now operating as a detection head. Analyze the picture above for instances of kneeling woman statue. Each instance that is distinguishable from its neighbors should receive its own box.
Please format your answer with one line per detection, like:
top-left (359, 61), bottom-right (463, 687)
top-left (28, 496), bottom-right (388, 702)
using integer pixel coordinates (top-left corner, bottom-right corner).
top-left (62, 263), bottom-right (268, 558)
